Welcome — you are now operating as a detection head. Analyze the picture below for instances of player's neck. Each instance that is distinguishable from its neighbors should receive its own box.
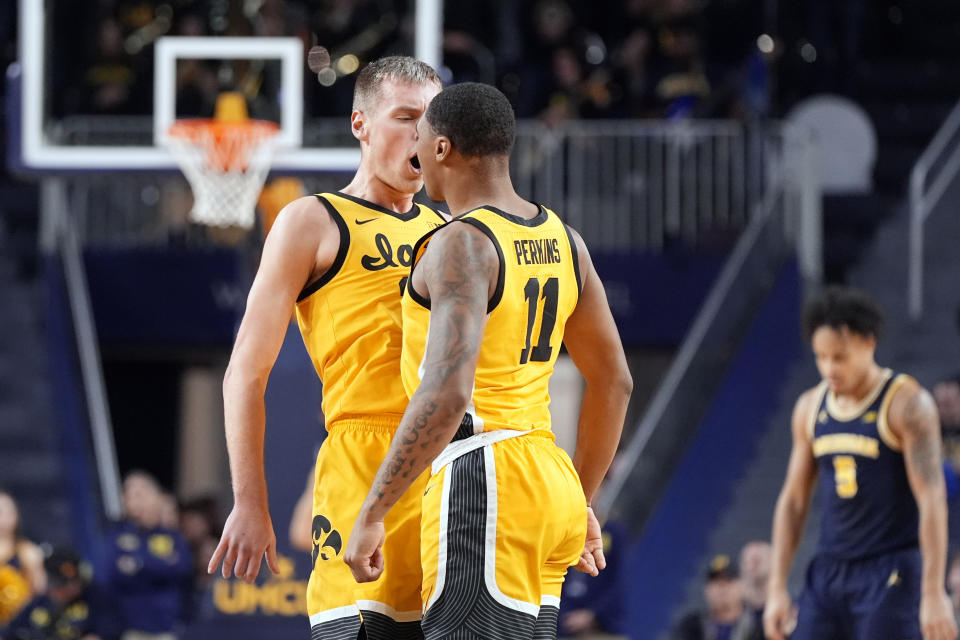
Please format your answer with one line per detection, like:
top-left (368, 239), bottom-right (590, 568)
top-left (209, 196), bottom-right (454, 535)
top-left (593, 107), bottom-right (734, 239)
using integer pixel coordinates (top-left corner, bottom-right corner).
top-left (340, 169), bottom-right (415, 214)
top-left (445, 170), bottom-right (536, 219)
top-left (837, 363), bottom-right (885, 405)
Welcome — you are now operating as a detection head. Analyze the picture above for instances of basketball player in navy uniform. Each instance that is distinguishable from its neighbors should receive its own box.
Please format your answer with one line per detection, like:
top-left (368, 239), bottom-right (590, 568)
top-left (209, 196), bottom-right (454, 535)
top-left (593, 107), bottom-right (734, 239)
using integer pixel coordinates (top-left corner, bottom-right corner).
top-left (764, 287), bottom-right (957, 640)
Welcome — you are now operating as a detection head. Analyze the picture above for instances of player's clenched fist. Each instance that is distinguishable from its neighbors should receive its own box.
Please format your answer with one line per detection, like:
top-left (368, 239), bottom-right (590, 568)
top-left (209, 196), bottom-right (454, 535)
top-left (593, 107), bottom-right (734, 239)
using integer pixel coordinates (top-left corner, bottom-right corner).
top-left (344, 516), bottom-right (386, 583)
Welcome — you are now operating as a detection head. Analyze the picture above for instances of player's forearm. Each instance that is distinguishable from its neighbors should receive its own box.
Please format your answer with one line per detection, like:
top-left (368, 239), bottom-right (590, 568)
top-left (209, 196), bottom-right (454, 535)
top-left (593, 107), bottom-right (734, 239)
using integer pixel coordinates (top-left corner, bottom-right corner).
top-left (916, 487), bottom-right (949, 595)
top-left (572, 377), bottom-right (631, 503)
top-left (359, 384), bottom-right (469, 522)
top-left (222, 367), bottom-right (270, 506)
top-left (769, 493), bottom-right (806, 591)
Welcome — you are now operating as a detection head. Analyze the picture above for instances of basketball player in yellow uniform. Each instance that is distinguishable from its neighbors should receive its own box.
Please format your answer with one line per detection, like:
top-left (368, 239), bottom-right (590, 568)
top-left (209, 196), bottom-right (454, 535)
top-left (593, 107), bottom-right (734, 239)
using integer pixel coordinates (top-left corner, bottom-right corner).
top-left (345, 83), bottom-right (633, 639)
top-left (207, 57), bottom-right (444, 639)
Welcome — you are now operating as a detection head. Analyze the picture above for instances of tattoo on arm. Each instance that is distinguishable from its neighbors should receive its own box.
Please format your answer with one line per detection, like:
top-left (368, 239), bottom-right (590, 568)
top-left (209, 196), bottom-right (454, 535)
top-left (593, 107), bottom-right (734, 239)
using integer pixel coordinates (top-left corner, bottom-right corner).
top-left (902, 390), bottom-right (943, 486)
top-left (363, 225), bottom-right (497, 517)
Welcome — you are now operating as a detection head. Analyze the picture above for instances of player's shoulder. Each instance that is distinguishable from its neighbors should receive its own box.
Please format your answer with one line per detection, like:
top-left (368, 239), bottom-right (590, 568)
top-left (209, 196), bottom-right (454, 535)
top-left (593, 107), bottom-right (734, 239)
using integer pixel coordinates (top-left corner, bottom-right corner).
top-left (886, 374), bottom-right (935, 430)
top-left (433, 216), bottom-right (499, 254)
top-left (267, 195), bottom-right (339, 242)
top-left (792, 382), bottom-right (828, 434)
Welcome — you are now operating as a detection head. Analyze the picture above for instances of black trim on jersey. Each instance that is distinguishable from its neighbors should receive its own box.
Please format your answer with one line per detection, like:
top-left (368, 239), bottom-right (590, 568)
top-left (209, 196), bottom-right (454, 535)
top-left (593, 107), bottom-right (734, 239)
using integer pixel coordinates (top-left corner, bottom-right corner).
top-left (474, 203), bottom-right (548, 227)
top-left (335, 190), bottom-right (419, 221)
top-left (563, 224), bottom-right (583, 298)
top-left (455, 217), bottom-right (505, 313)
top-left (297, 195), bottom-right (351, 302)
top-left (405, 226), bottom-right (443, 310)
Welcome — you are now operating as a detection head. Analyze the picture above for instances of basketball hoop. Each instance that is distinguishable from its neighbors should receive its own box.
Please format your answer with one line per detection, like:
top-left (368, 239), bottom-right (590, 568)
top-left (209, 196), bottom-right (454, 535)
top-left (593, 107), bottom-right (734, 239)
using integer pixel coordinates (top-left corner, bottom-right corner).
top-left (166, 101), bottom-right (279, 229)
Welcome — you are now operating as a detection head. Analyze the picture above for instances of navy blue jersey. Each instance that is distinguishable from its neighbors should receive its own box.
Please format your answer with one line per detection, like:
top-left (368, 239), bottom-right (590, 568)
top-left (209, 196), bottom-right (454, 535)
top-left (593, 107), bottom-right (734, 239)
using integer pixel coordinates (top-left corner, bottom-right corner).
top-left (102, 521), bottom-right (192, 634)
top-left (811, 369), bottom-right (919, 560)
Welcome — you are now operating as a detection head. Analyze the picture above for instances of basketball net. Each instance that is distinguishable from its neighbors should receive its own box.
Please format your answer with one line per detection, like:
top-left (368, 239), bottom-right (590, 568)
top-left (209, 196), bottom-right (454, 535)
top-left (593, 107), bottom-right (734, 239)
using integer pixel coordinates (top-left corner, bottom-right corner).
top-left (166, 93), bottom-right (279, 229)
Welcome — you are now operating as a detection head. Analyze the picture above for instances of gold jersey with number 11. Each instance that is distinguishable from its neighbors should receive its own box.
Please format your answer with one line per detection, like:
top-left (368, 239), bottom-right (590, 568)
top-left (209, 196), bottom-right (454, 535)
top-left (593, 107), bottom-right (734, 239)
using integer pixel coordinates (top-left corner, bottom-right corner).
top-left (400, 204), bottom-right (581, 435)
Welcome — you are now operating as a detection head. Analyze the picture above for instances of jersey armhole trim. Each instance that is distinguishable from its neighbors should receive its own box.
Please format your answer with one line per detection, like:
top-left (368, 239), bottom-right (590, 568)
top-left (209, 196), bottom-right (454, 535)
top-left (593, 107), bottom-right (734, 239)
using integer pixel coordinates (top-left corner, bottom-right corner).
top-left (877, 374), bottom-right (911, 452)
top-left (807, 381), bottom-right (829, 441)
top-left (563, 224), bottom-right (583, 298)
top-left (454, 217), bottom-right (505, 313)
top-left (406, 226), bottom-right (442, 310)
top-left (297, 195), bottom-right (350, 302)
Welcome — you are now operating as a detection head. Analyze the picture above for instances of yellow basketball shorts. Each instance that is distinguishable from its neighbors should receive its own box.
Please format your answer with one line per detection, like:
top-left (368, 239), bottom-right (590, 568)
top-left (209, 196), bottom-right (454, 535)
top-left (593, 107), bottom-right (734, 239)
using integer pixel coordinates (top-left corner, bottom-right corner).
top-left (420, 431), bottom-right (588, 640)
top-left (306, 418), bottom-right (428, 640)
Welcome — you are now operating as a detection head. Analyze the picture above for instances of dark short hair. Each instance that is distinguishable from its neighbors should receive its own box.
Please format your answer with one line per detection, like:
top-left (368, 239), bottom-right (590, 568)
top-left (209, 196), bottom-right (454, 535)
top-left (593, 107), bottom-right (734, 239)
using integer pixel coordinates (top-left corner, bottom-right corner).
top-left (802, 286), bottom-right (884, 342)
top-left (425, 82), bottom-right (516, 157)
top-left (353, 56), bottom-right (440, 113)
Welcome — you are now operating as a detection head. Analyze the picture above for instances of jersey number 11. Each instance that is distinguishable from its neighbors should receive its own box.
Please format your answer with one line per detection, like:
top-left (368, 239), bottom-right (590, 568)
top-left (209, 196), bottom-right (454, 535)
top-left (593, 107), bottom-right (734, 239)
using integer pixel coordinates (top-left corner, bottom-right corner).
top-left (519, 277), bottom-right (559, 365)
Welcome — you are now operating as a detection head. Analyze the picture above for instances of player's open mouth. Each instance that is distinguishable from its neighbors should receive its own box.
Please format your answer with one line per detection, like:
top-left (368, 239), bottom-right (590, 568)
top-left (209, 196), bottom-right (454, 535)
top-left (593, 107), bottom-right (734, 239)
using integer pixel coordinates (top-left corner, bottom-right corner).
top-left (410, 154), bottom-right (421, 175)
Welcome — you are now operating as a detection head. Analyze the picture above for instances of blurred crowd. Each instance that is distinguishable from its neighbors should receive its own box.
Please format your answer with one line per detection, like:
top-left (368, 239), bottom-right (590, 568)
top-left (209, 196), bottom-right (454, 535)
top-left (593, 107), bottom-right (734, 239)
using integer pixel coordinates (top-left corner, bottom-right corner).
top-left (0, 474), bottom-right (222, 640)
top-left (49, 0), bottom-right (768, 126)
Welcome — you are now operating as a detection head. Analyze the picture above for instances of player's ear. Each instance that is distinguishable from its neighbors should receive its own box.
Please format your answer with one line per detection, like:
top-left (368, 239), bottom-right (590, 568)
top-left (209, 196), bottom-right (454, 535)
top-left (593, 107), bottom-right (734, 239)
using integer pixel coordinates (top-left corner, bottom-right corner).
top-left (351, 110), bottom-right (367, 142)
top-left (435, 136), bottom-right (451, 163)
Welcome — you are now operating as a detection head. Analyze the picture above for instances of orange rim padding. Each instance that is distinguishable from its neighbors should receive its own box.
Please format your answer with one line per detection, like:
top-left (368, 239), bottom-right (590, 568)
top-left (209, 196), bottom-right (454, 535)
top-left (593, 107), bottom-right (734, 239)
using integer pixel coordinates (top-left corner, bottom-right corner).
top-left (168, 119), bottom-right (279, 172)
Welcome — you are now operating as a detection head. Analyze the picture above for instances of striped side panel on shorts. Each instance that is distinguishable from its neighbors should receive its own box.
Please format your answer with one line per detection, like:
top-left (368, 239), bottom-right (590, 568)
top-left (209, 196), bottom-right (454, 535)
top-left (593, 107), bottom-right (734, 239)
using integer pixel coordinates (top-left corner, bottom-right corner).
top-left (533, 605), bottom-right (559, 640)
top-left (360, 610), bottom-right (424, 640)
top-left (422, 447), bottom-right (538, 640)
top-left (310, 613), bottom-right (362, 640)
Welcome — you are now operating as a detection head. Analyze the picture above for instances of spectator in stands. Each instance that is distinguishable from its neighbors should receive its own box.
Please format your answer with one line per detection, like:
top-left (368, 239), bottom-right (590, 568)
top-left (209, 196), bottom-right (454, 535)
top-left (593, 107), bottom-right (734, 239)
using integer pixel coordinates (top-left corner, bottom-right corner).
top-left (934, 378), bottom-right (960, 501)
top-left (671, 554), bottom-right (762, 640)
top-left (102, 471), bottom-right (191, 640)
top-left (80, 18), bottom-right (141, 115)
top-left (158, 493), bottom-right (179, 531)
top-left (936, 378), bottom-right (960, 468)
top-left (738, 541), bottom-right (771, 630)
top-left (558, 520), bottom-right (626, 639)
top-left (0, 491), bottom-right (45, 626)
top-left (178, 496), bottom-right (221, 619)
top-left (3, 547), bottom-right (102, 640)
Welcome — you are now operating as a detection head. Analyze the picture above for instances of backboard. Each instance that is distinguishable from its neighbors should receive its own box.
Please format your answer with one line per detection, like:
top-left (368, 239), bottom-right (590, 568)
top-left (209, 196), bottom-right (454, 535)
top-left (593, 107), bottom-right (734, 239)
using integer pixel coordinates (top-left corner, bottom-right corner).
top-left (11, 0), bottom-right (443, 175)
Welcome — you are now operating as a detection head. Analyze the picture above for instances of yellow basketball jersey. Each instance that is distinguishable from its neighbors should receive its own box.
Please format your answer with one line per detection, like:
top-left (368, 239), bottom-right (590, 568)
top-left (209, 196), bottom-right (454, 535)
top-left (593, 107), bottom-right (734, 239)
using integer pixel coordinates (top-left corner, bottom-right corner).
top-left (296, 192), bottom-right (445, 427)
top-left (401, 205), bottom-right (581, 435)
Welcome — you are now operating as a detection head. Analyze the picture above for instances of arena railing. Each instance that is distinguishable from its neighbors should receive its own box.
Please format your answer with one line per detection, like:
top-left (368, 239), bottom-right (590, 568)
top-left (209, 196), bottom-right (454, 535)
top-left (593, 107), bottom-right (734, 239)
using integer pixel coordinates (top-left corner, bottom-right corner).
top-left (908, 98), bottom-right (960, 320)
top-left (593, 122), bottom-right (820, 526)
top-left (54, 117), bottom-right (819, 267)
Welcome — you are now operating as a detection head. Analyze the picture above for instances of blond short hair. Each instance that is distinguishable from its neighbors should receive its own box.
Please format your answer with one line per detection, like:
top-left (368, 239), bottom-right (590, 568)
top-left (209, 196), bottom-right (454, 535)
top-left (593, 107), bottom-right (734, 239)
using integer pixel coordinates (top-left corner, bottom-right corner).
top-left (353, 56), bottom-right (441, 113)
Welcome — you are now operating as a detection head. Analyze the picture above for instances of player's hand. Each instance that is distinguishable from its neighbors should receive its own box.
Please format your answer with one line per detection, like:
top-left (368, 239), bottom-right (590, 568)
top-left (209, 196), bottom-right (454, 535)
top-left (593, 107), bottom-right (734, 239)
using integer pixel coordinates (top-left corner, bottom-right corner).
top-left (207, 501), bottom-right (280, 584)
top-left (344, 515), bottom-right (385, 583)
top-left (762, 588), bottom-right (796, 640)
top-left (921, 589), bottom-right (958, 640)
top-left (575, 506), bottom-right (605, 576)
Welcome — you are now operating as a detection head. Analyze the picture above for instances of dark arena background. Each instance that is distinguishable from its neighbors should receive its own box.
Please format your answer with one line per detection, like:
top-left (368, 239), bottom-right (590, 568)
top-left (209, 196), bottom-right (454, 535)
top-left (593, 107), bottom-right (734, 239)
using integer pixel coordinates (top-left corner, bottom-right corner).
top-left (2, 1), bottom-right (960, 638)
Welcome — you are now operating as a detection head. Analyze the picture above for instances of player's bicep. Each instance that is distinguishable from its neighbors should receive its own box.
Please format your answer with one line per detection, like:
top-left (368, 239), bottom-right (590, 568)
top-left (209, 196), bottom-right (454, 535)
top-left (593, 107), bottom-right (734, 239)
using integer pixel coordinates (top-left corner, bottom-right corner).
top-left (782, 393), bottom-right (818, 502)
top-left (895, 386), bottom-right (945, 493)
top-left (418, 225), bottom-right (495, 394)
top-left (563, 230), bottom-right (629, 386)
top-left (229, 199), bottom-right (329, 377)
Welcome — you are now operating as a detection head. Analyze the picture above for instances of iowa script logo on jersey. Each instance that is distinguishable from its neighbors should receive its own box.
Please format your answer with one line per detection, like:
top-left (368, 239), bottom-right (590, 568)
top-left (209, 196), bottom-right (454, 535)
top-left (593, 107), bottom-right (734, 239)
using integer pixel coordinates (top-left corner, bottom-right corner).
top-left (361, 233), bottom-right (414, 272)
